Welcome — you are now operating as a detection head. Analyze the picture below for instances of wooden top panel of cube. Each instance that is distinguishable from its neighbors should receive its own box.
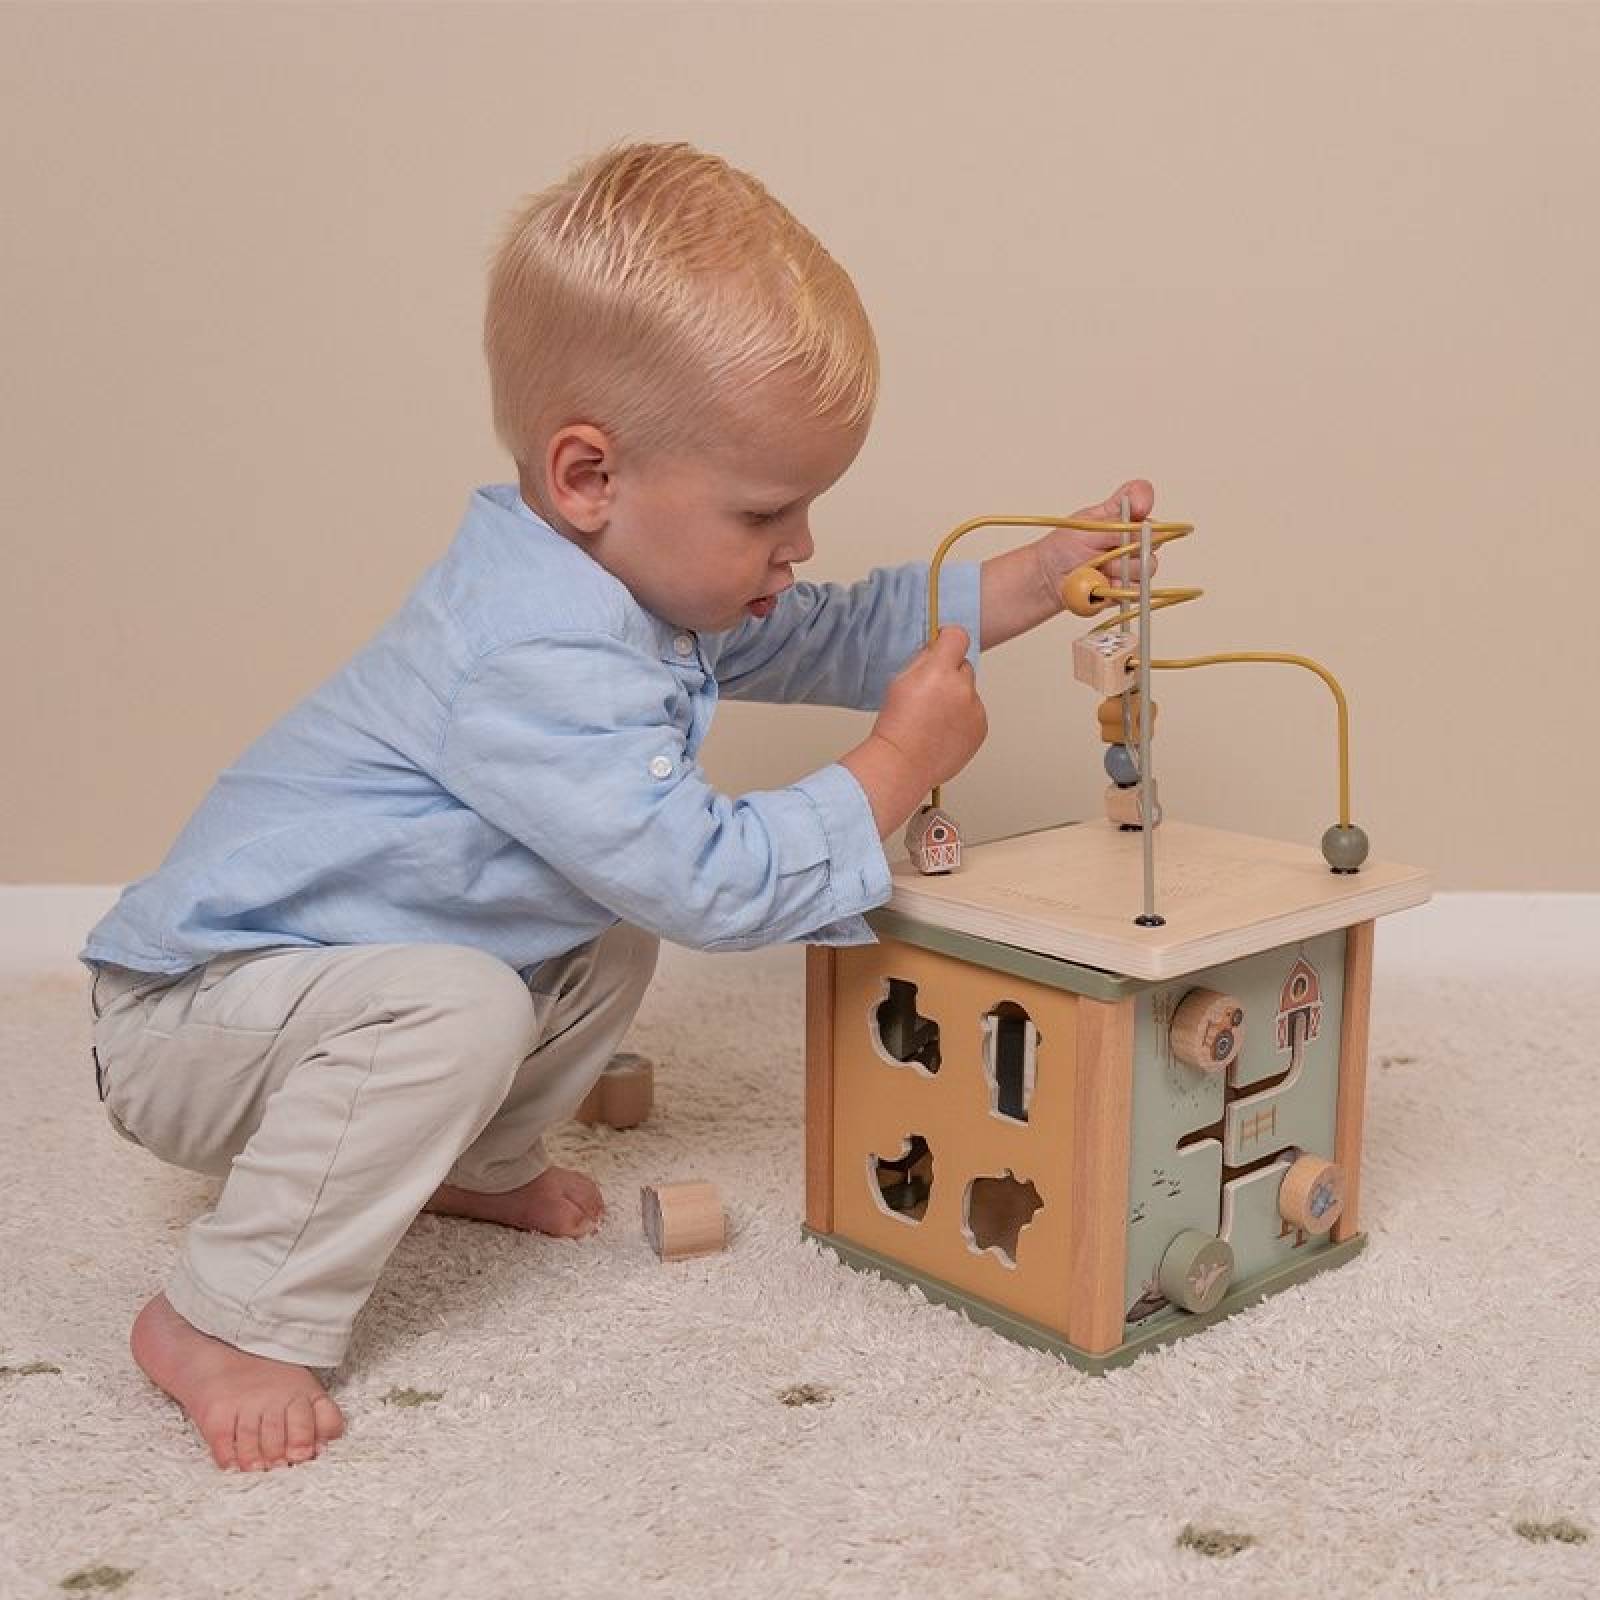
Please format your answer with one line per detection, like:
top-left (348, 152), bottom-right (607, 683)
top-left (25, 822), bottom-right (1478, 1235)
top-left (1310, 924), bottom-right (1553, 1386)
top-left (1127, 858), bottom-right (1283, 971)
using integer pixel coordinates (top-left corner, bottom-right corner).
top-left (886, 820), bottom-right (1430, 980)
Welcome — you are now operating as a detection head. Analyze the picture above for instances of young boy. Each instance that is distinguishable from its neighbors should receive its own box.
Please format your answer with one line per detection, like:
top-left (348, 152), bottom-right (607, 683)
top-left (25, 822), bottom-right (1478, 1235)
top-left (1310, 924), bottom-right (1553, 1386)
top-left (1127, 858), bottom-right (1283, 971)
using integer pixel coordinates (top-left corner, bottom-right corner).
top-left (81, 141), bottom-right (1153, 1472)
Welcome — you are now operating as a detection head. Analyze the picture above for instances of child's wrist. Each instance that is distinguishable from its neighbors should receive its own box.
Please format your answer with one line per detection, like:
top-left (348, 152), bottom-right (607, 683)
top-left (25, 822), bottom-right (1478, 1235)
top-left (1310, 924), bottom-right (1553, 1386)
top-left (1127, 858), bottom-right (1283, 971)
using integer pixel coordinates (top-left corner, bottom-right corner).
top-left (841, 734), bottom-right (930, 839)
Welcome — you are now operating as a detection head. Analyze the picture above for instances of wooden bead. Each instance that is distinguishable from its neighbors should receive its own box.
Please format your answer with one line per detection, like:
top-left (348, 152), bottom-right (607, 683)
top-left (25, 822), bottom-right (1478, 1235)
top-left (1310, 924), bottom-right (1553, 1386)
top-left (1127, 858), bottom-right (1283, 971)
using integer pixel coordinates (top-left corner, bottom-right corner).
top-left (575, 1052), bottom-right (654, 1129)
top-left (1073, 628), bottom-right (1138, 694)
top-left (905, 805), bottom-right (962, 875)
top-left (641, 1180), bottom-right (727, 1261)
top-left (1158, 1230), bottom-right (1235, 1313)
top-left (1061, 564), bottom-right (1113, 617)
top-left (1098, 695), bottom-right (1157, 742)
top-left (1277, 1155), bottom-right (1346, 1234)
top-left (1105, 781), bottom-right (1162, 829)
top-left (1169, 988), bottom-right (1245, 1073)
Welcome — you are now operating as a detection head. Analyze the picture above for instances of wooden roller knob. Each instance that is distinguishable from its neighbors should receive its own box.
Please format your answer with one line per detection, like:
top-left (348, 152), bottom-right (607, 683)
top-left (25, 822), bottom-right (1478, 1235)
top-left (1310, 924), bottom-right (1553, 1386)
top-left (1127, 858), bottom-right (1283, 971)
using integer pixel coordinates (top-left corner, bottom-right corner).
top-left (1158, 1230), bottom-right (1235, 1314)
top-left (1061, 564), bottom-right (1114, 617)
top-left (1278, 1155), bottom-right (1346, 1234)
top-left (641, 1180), bottom-right (726, 1261)
top-left (575, 1052), bottom-right (654, 1129)
top-left (1169, 989), bottom-right (1245, 1072)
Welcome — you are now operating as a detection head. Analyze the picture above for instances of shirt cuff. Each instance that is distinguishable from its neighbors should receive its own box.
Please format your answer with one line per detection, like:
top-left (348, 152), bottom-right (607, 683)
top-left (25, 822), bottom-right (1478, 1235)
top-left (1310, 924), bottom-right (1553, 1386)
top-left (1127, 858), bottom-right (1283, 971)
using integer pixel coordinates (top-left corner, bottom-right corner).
top-left (935, 560), bottom-right (983, 671)
top-left (791, 761), bottom-right (893, 918)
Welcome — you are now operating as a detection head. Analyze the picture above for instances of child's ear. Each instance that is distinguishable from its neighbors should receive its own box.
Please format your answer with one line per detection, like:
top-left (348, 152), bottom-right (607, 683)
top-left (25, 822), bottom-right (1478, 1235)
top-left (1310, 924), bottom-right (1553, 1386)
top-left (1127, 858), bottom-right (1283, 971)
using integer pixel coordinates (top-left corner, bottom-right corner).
top-left (544, 424), bottom-right (616, 534)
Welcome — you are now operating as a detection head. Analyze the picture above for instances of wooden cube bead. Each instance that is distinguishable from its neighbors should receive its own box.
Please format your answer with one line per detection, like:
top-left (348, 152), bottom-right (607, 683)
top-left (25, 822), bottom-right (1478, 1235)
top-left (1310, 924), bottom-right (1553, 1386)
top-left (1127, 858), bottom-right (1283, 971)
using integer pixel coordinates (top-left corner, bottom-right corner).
top-left (1073, 629), bottom-right (1139, 695)
top-left (1105, 780), bottom-right (1162, 828)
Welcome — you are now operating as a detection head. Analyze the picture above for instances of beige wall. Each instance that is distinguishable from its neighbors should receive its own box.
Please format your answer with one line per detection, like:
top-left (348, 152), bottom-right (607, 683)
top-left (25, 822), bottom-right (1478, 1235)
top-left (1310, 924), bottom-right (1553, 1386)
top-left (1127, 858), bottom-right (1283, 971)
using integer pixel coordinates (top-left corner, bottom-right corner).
top-left (4, 1), bottom-right (1597, 890)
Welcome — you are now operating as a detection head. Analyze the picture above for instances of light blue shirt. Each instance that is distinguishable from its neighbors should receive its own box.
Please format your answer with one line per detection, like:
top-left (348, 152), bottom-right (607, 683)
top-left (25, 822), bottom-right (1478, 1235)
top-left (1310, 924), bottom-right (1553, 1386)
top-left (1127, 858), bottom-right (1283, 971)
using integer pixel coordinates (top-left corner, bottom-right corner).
top-left (82, 485), bottom-right (982, 977)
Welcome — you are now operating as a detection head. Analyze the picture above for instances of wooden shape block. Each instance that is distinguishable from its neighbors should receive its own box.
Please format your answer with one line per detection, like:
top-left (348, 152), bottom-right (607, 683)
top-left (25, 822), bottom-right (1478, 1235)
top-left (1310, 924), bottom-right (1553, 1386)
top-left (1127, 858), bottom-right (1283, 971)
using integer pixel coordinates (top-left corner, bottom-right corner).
top-left (1169, 988), bottom-right (1244, 1073)
top-left (1073, 629), bottom-right (1139, 695)
top-left (1105, 781), bottom-right (1162, 828)
top-left (574, 1052), bottom-right (654, 1129)
top-left (641, 1180), bottom-right (726, 1261)
top-left (1277, 1154), bottom-right (1346, 1234)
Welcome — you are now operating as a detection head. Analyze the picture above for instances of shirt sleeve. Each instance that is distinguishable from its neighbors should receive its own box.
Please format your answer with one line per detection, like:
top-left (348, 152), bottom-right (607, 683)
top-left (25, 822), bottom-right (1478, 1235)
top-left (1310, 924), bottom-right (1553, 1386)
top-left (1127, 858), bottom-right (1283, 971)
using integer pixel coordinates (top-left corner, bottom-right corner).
top-left (436, 632), bottom-right (892, 951)
top-left (706, 559), bottom-right (982, 708)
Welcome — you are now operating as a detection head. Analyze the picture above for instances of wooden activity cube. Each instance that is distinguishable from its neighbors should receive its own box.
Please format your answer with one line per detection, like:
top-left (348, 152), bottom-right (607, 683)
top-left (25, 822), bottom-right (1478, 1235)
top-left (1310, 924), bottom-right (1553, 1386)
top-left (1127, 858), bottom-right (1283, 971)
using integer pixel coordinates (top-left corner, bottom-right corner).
top-left (803, 820), bottom-right (1429, 1372)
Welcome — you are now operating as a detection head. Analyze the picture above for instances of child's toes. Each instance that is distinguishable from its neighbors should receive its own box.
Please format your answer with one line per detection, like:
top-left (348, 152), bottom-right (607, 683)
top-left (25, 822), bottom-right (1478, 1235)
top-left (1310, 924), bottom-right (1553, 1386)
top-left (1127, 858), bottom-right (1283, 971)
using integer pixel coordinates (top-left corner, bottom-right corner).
top-left (313, 1394), bottom-right (346, 1444)
top-left (284, 1395), bottom-right (318, 1463)
top-left (233, 1406), bottom-right (266, 1472)
top-left (200, 1404), bottom-right (238, 1470)
top-left (554, 1196), bottom-right (597, 1236)
top-left (259, 1404), bottom-right (288, 1467)
top-left (560, 1172), bottom-right (605, 1220)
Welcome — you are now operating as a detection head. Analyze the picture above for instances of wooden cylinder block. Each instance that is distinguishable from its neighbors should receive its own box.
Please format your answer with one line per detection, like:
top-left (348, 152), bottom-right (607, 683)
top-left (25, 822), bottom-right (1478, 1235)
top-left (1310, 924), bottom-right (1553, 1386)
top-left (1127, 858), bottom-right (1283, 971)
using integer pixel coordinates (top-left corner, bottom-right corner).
top-left (1169, 988), bottom-right (1245, 1073)
top-left (574, 1052), bottom-right (654, 1129)
top-left (1278, 1155), bottom-right (1346, 1234)
top-left (1105, 781), bottom-right (1162, 829)
top-left (641, 1180), bottom-right (727, 1261)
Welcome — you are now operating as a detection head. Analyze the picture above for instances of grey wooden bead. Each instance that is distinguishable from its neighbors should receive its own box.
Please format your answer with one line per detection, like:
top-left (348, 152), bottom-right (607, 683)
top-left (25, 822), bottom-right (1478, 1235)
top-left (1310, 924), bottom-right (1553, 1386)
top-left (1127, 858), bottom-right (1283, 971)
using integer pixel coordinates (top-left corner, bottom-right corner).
top-left (1321, 823), bottom-right (1370, 871)
top-left (1104, 743), bottom-right (1139, 786)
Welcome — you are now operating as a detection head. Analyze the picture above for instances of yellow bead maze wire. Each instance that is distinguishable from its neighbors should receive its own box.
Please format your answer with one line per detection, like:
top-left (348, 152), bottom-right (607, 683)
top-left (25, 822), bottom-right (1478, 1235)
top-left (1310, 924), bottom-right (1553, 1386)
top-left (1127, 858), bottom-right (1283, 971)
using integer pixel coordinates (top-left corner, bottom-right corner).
top-left (922, 513), bottom-right (1354, 828)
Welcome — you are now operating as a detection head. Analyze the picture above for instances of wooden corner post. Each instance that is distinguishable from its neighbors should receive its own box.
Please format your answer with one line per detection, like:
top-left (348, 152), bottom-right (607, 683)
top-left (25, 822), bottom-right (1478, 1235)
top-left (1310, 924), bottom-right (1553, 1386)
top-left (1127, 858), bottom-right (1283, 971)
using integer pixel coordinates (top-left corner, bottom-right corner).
top-left (1066, 995), bottom-right (1136, 1354)
top-left (1332, 919), bottom-right (1375, 1243)
top-left (804, 945), bottom-right (837, 1233)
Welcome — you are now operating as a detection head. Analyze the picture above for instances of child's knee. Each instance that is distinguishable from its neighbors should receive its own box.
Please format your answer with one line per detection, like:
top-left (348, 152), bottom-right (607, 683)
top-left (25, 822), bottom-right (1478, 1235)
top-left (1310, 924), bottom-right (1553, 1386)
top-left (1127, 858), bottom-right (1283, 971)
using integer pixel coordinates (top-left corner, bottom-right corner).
top-left (410, 945), bottom-right (542, 1064)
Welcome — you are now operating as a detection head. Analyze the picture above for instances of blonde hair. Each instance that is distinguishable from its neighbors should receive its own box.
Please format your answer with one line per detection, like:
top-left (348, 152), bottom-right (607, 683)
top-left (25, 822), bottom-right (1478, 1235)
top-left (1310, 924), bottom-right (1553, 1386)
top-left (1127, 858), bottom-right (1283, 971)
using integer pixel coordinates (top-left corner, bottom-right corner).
top-left (484, 142), bottom-right (878, 465)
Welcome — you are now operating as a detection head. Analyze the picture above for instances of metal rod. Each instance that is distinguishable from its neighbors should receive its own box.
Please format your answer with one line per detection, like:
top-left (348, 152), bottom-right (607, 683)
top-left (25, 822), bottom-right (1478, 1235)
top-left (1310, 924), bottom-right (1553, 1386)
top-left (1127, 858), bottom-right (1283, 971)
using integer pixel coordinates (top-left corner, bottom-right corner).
top-left (1137, 517), bottom-right (1159, 924)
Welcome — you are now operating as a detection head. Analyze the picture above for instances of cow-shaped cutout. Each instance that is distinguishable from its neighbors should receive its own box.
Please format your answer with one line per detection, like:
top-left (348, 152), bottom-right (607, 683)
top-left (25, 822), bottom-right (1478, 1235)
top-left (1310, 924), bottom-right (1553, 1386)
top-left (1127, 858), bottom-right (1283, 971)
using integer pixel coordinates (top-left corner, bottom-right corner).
top-left (963, 1171), bottom-right (1043, 1265)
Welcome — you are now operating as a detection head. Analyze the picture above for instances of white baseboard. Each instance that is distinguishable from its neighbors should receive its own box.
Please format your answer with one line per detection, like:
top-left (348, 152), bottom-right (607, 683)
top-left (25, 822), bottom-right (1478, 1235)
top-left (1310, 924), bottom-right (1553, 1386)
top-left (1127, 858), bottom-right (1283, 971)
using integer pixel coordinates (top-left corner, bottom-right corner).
top-left (0, 885), bottom-right (120, 973)
top-left (3, 885), bottom-right (1597, 977)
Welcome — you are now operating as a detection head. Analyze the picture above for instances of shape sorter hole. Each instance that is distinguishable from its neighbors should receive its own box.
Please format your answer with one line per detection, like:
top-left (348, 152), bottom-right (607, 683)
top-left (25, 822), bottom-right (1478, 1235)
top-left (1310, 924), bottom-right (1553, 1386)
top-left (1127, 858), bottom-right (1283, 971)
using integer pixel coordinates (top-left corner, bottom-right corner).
top-left (962, 1171), bottom-right (1043, 1265)
top-left (980, 1003), bottom-right (1039, 1122)
top-left (870, 1135), bottom-right (934, 1224)
top-left (873, 979), bottom-right (941, 1075)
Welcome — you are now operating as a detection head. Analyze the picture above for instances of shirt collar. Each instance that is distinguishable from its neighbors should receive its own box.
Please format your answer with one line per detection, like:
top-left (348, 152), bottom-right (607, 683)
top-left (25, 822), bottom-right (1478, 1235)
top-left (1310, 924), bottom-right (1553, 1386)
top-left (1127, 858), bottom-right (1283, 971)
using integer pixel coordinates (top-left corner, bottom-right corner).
top-left (481, 483), bottom-right (699, 665)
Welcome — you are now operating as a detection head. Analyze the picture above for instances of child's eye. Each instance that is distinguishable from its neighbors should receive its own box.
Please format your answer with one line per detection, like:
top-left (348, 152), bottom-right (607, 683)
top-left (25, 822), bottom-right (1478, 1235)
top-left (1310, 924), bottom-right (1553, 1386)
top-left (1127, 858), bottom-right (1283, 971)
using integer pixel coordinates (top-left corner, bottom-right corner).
top-left (744, 509), bottom-right (783, 527)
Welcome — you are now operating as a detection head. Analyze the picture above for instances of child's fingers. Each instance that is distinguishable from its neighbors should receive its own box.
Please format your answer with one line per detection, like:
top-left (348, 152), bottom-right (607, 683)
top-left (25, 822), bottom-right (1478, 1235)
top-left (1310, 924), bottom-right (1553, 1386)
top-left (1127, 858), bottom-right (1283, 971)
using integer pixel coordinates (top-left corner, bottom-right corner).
top-left (930, 624), bottom-right (971, 665)
top-left (1119, 478), bottom-right (1156, 521)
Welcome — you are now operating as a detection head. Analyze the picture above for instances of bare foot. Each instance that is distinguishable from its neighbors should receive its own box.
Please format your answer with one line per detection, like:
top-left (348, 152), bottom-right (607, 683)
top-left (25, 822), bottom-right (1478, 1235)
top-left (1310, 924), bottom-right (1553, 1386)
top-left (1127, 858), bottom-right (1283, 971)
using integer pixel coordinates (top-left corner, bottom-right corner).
top-left (425, 1165), bottom-right (605, 1238)
top-left (130, 1292), bottom-right (345, 1471)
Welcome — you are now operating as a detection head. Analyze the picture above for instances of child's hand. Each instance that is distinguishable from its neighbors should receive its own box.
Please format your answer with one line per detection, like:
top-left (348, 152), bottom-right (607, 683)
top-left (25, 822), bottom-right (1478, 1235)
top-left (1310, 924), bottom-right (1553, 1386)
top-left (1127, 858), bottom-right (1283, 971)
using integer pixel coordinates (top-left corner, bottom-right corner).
top-left (874, 625), bottom-right (987, 789)
top-left (1038, 479), bottom-right (1158, 595)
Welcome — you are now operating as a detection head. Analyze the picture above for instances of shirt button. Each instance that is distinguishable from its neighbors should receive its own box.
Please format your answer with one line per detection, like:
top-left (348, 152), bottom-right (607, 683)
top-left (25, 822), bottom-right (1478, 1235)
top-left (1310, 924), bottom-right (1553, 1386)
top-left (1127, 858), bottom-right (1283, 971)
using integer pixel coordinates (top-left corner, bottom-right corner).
top-left (672, 634), bottom-right (695, 658)
top-left (649, 755), bottom-right (674, 780)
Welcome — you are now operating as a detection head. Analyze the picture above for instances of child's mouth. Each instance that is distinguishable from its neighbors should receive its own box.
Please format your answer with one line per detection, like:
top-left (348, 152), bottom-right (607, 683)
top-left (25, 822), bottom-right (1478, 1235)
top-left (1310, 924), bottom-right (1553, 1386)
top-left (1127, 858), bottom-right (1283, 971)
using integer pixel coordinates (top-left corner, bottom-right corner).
top-left (746, 596), bottom-right (777, 618)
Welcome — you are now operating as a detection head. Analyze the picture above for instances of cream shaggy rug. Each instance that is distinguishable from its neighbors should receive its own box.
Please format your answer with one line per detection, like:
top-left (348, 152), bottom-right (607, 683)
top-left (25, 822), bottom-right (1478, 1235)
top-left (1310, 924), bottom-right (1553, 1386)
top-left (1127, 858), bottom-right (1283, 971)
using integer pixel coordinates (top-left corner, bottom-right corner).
top-left (3, 896), bottom-right (1598, 1598)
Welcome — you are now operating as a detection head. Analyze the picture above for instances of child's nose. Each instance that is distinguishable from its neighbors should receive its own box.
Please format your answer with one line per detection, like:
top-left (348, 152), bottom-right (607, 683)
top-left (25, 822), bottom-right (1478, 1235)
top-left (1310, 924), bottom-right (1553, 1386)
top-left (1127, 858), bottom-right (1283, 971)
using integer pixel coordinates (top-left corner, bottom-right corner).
top-left (780, 524), bottom-right (815, 564)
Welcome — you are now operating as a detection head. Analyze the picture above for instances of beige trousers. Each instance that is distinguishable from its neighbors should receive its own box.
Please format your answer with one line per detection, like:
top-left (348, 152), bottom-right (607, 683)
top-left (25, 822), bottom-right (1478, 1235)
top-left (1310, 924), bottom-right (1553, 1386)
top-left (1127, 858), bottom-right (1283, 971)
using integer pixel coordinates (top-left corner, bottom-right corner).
top-left (87, 926), bottom-right (658, 1367)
